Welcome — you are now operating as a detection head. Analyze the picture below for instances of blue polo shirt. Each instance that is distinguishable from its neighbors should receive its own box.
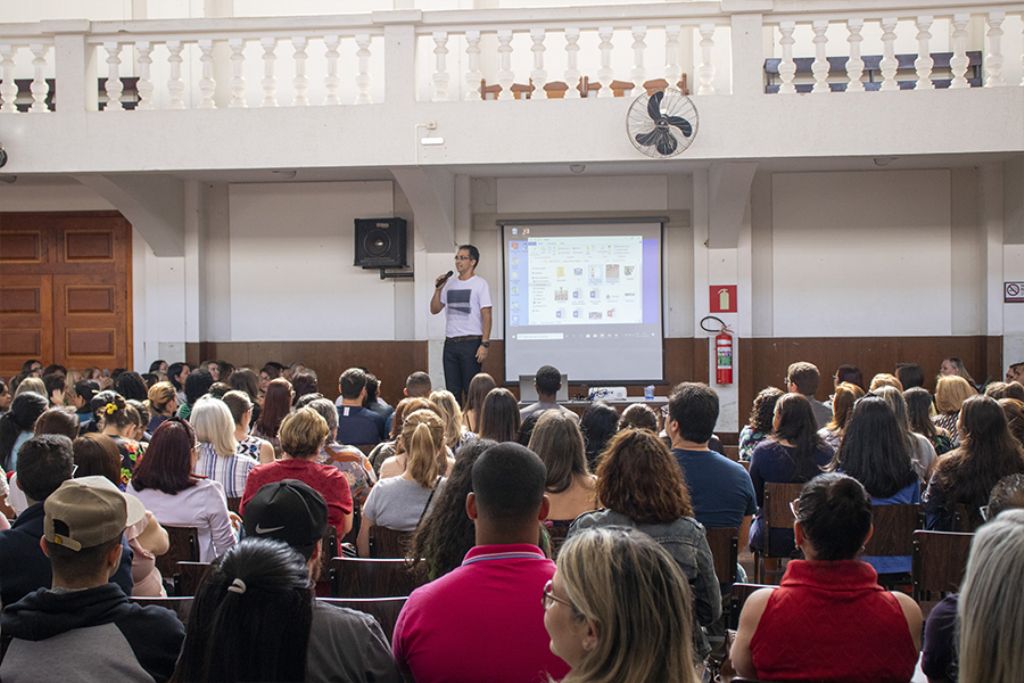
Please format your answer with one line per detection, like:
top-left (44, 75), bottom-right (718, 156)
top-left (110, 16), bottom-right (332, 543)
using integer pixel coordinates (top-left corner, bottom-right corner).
top-left (337, 405), bottom-right (386, 445)
top-left (672, 448), bottom-right (757, 529)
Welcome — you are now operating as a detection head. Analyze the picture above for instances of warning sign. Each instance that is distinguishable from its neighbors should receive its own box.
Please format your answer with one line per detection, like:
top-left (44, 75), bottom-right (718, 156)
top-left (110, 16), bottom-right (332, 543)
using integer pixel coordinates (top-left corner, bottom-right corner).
top-left (710, 285), bottom-right (737, 313)
top-left (1006, 282), bottom-right (1024, 303)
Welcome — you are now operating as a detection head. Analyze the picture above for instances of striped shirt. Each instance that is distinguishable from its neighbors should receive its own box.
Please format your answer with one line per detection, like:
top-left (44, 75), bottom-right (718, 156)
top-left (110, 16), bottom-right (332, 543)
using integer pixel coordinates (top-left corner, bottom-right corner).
top-left (195, 442), bottom-right (256, 499)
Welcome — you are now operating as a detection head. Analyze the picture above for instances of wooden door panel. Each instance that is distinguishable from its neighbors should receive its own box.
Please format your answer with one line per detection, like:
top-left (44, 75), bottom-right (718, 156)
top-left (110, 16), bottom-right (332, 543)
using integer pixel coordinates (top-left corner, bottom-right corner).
top-left (0, 230), bottom-right (47, 265)
top-left (0, 274), bottom-right (53, 377)
top-left (53, 273), bottom-right (128, 371)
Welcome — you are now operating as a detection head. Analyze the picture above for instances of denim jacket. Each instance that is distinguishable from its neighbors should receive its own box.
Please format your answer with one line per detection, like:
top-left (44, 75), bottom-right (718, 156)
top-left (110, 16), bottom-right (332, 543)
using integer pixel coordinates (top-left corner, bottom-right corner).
top-left (567, 508), bottom-right (722, 660)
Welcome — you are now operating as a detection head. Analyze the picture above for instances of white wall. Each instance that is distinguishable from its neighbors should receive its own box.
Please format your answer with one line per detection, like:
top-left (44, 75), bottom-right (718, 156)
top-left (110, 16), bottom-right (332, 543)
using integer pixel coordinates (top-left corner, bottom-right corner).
top-left (226, 180), bottom-right (397, 340)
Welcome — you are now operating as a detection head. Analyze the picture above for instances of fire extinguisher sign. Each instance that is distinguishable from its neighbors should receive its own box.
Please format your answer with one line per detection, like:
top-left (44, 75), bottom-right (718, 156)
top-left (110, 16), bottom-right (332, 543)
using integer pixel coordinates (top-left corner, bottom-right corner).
top-left (710, 285), bottom-right (737, 313)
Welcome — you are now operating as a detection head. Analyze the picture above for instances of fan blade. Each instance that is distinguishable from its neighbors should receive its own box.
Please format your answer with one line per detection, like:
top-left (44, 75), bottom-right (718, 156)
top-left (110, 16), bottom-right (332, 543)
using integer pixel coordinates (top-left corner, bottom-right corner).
top-left (667, 116), bottom-right (693, 138)
top-left (646, 91), bottom-right (664, 121)
top-left (655, 130), bottom-right (679, 156)
top-left (634, 129), bottom-right (661, 147)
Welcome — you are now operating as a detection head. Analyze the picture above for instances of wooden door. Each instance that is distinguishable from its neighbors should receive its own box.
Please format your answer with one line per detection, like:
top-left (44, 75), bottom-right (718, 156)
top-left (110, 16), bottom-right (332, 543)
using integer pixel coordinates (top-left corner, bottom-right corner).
top-left (0, 212), bottom-right (131, 378)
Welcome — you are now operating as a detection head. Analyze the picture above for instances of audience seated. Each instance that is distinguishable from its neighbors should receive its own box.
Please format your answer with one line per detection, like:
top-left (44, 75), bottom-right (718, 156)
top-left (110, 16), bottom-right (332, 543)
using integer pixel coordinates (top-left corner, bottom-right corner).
top-left (304, 397), bottom-right (378, 510)
top-left (221, 389), bottom-right (275, 464)
top-left (392, 442), bottom-right (570, 683)
top-left (363, 372), bottom-right (394, 421)
top-left (527, 411), bottom-right (598, 530)
top-left (477, 387), bottom-right (521, 443)
top-left (128, 420), bottom-right (237, 563)
top-left (369, 397), bottom-right (433, 475)
top-left (925, 395), bottom-right (1024, 531)
top-left (731, 473), bottom-right (922, 682)
top-left (940, 356), bottom-right (977, 388)
top-left (617, 402), bottom-right (658, 432)
top-left (520, 365), bottom-right (578, 423)
top-left (336, 368), bottom-right (387, 445)
top-left (956, 508), bottom-right (1024, 683)
top-left (227, 368), bottom-right (262, 426)
top-left (895, 362), bottom-right (925, 390)
top-left (933, 375), bottom-right (977, 443)
top-left (873, 386), bottom-right (938, 480)
top-left (546, 526), bottom-right (698, 683)
top-left (8, 407), bottom-right (83, 515)
top-left (178, 371), bottom-right (214, 421)
top-left (0, 378), bottom-right (12, 416)
top-left (252, 377), bottom-right (293, 459)
top-left (95, 391), bottom-right (147, 484)
top-left (167, 362), bottom-right (190, 405)
top-left (145, 381), bottom-right (178, 435)
top-left (14, 377), bottom-right (46, 400)
top-left (748, 394), bottom-right (833, 554)
top-left (667, 383), bottom-right (756, 548)
top-left (238, 481), bottom-right (400, 682)
top-left (410, 439), bottom-right (495, 581)
top-left (404, 371), bottom-right (433, 399)
top-left (870, 372), bottom-right (905, 392)
top-left (579, 401), bottom-right (618, 469)
top-left (71, 379), bottom-right (99, 427)
top-left (113, 371), bottom-right (149, 402)
top-left (1007, 362), bottom-right (1024, 384)
top-left (191, 395), bottom-right (254, 499)
top-left (461, 372), bottom-right (495, 434)
top-left (0, 392), bottom-right (48, 471)
top-left (242, 408), bottom-right (353, 538)
top-left (0, 476), bottom-right (184, 682)
top-left (0, 435), bottom-right (135, 606)
top-left (292, 369), bottom-right (320, 406)
top-left (429, 389), bottom-right (472, 453)
top-left (1001, 397), bottom-right (1024, 445)
top-left (785, 362), bottom-right (832, 429)
top-left (739, 387), bottom-right (783, 461)
top-left (828, 396), bottom-right (920, 574)
top-left (359, 409), bottom-right (448, 556)
top-left (570, 428), bottom-right (721, 663)
top-left (905, 386), bottom-right (956, 456)
top-left (817, 382), bottom-right (863, 452)
top-left (41, 372), bottom-right (67, 407)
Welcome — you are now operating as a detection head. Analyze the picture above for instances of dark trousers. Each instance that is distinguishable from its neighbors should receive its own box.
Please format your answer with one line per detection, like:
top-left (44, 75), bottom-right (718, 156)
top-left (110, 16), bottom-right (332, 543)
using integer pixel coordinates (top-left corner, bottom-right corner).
top-left (443, 338), bottom-right (482, 406)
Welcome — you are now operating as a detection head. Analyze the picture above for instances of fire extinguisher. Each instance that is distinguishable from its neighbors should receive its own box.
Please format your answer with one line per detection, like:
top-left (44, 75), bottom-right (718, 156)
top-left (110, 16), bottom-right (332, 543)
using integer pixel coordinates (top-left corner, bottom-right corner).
top-left (715, 330), bottom-right (733, 385)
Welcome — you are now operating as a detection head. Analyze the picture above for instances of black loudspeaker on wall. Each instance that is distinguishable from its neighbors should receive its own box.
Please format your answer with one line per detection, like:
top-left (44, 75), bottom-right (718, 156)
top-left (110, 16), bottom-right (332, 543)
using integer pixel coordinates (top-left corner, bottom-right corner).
top-left (354, 217), bottom-right (407, 268)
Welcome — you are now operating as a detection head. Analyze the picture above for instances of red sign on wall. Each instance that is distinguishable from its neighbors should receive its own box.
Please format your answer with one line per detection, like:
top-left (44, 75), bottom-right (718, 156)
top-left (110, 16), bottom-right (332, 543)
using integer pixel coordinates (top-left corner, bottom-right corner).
top-left (710, 285), bottom-right (737, 313)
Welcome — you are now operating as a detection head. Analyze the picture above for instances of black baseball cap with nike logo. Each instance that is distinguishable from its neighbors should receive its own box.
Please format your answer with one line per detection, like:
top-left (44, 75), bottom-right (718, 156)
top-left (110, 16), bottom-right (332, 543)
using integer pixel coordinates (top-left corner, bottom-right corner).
top-left (242, 479), bottom-right (328, 559)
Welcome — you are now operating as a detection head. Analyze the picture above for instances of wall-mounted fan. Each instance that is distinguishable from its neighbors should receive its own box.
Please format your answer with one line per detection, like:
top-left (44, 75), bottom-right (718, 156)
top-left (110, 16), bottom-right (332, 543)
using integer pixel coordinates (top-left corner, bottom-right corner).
top-left (626, 88), bottom-right (698, 158)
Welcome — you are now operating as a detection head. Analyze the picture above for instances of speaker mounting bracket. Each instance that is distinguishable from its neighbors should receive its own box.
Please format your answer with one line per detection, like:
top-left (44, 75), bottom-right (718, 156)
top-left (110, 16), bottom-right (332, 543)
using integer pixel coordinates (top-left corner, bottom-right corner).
top-left (379, 268), bottom-right (414, 280)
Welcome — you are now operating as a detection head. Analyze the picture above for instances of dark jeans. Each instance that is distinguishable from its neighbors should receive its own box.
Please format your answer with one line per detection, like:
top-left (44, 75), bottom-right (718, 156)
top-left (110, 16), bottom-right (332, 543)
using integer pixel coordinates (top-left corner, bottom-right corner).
top-left (443, 337), bottom-right (482, 405)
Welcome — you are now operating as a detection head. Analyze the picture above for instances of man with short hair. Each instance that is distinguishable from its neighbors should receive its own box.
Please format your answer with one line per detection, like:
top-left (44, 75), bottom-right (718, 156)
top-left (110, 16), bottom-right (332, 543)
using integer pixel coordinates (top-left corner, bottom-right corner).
top-left (430, 244), bottom-right (493, 405)
top-left (336, 368), bottom-right (387, 444)
top-left (392, 443), bottom-right (569, 683)
top-left (0, 476), bottom-right (184, 682)
top-left (0, 435), bottom-right (134, 607)
top-left (41, 373), bottom-right (66, 407)
top-left (243, 480), bottom-right (400, 682)
top-left (404, 371), bottom-right (432, 398)
top-left (895, 363), bottom-right (924, 390)
top-left (519, 364), bottom-right (578, 423)
top-left (1007, 362), bottom-right (1024, 384)
top-left (786, 361), bottom-right (831, 428)
top-left (667, 383), bottom-right (756, 550)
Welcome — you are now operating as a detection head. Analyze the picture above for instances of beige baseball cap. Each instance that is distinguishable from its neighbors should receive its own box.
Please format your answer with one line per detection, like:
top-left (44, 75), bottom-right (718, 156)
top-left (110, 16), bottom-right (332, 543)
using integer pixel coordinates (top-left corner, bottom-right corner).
top-left (44, 476), bottom-right (146, 552)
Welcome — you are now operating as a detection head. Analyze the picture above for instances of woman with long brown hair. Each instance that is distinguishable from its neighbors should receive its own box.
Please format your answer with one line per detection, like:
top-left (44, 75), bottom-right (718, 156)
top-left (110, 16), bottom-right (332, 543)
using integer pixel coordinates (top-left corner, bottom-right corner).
top-left (568, 428), bottom-right (720, 665)
top-left (252, 377), bottom-right (293, 459)
top-left (477, 387), bottom-right (520, 443)
top-left (528, 411), bottom-right (597, 527)
top-left (817, 382), bottom-right (863, 451)
top-left (462, 372), bottom-right (496, 434)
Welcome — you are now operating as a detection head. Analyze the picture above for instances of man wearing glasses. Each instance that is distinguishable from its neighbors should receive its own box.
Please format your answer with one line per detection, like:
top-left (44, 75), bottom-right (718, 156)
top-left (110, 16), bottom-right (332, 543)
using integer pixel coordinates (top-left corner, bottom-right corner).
top-left (430, 244), bottom-right (493, 405)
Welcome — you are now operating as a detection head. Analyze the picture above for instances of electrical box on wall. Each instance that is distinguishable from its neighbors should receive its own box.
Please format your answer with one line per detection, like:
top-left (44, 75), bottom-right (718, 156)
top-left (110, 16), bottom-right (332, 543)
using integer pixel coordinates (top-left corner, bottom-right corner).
top-left (354, 217), bottom-right (407, 268)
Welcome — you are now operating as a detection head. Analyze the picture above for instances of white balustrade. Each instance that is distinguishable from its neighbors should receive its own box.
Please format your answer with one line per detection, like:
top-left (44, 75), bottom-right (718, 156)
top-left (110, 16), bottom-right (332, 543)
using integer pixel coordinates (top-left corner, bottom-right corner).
top-left (949, 14), bottom-right (969, 89)
top-left (0, 44), bottom-right (19, 113)
top-left (135, 42), bottom-right (154, 110)
top-left (597, 26), bottom-right (614, 97)
top-left (260, 37), bottom-right (278, 107)
top-left (879, 17), bottom-right (899, 91)
top-left (914, 16), bottom-right (934, 90)
top-left (664, 25), bottom-right (681, 85)
top-left (355, 33), bottom-right (372, 104)
top-left (845, 19), bottom-right (865, 93)
top-left (811, 21), bottom-right (830, 93)
top-left (464, 30), bottom-right (482, 101)
top-left (29, 43), bottom-right (50, 113)
top-left (102, 42), bottom-right (124, 111)
top-left (530, 28), bottom-right (547, 94)
top-left (985, 11), bottom-right (1005, 87)
top-left (777, 22), bottom-right (796, 94)
top-left (324, 35), bottom-right (341, 106)
top-left (433, 31), bottom-right (450, 102)
top-left (564, 28), bottom-right (581, 97)
top-left (630, 26), bottom-right (647, 94)
top-left (496, 30), bottom-right (514, 100)
top-left (167, 40), bottom-right (186, 109)
top-left (697, 23), bottom-right (716, 96)
top-left (291, 36), bottom-right (309, 107)
top-left (198, 39), bottom-right (217, 109)
top-left (228, 38), bottom-right (247, 108)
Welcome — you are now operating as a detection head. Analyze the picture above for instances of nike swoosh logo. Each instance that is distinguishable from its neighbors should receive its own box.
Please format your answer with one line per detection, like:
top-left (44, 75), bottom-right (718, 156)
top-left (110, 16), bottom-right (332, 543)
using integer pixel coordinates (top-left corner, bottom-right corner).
top-left (255, 524), bottom-right (285, 534)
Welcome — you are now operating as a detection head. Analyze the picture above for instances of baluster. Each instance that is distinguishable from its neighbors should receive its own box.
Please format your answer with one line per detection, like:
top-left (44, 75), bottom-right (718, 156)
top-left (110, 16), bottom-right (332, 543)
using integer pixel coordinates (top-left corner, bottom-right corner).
top-left (811, 21), bottom-right (829, 93)
top-left (355, 33), bottom-right (372, 104)
top-left (948, 14), bottom-right (969, 89)
top-left (228, 38), bottom-right (247, 108)
top-left (135, 41), bottom-right (154, 110)
top-left (879, 17), bottom-right (899, 91)
top-left (845, 19), bottom-right (864, 92)
top-left (697, 23), bottom-right (716, 95)
top-left (167, 40), bottom-right (186, 109)
top-left (0, 45), bottom-right (18, 113)
top-left (29, 43), bottom-right (51, 113)
top-left (464, 30), bottom-right (482, 101)
top-left (103, 42), bottom-right (124, 111)
top-left (324, 35), bottom-right (341, 105)
top-left (777, 22), bottom-right (796, 94)
top-left (629, 26), bottom-right (646, 95)
top-left (530, 28), bottom-right (547, 94)
top-left (664, 25), bottom-right (681, 85)
top-left (291, 36), bottom-right (309, 106)
top-left (914, 16), bottom-right (934, 90)
top-left (432, 31), bottom-right (450, 102)
top-left (985, 11), bottom-right (1005, 87)
top-left (597, 26), bottom-right (614, 97)
top-left (496, 30), bottom-right (514, 100)
top-left (198, 39), bottom-right (216, 109)
top-left (564, 28), bottom-right (581, 97)
top-left (260, 37), bottom-right (278, 107)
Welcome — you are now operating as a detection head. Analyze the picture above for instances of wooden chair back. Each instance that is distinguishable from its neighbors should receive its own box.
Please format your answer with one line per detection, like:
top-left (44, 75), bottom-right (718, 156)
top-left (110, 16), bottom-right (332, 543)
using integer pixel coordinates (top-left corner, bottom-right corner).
top-left (706, 527), bottom-right (739, 586)
top-left (318, 526), bottom-right (338, 588)
top-left (131, 596), bottom-right (194, 625)
top-left (952, 504), bottom-right (982, 532)
top-left (329, 557), bottom-right (426, 598)
top-left (721, 445), bottom-right (740, 462)
top-left (863, 504), bottom-right (920, 557)
top-left (353, 443), bottom-right (378, 456)
top-left (175, 561), bottom-right (212, 596)
top-left (726, 582), bottom-right (775, 630)
top-left (319, 597), bottom-right (407, 640)
top-left (913, 530), bottom-right (974, 603)
top-left (370, 525), bottom-right (413, 559)
top-left (763, 482), bottom-right (804, 557)
top-left (155, 526), bottom-right (200, 579)
top-left (546, 521), bottom-right (573, 559)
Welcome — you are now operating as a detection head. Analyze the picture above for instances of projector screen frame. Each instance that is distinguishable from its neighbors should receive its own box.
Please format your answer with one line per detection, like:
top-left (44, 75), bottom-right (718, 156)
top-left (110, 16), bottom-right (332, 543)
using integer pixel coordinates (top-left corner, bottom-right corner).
top-left (497, 216), bottom-right (668, 385)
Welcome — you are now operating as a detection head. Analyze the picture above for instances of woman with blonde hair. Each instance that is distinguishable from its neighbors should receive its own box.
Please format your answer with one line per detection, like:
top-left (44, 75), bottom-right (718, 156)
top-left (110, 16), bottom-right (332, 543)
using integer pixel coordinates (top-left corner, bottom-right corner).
top-left (192, 395), bottom-right (254, 499)
top-left (357, 409), bottom-right (447, 557)
top-left (817, 382), bottom-right (864, 451)
top-left (379, 402), bottom-right (451, 480)
top-left (933, 375), bottom-right (977, 443)
top-left (957, 509), bottom-right (1024, 683)
top-left (146, 381), bottom-right (178, 434)
top-left (368, 397), bottom-right (434, 475)
top-left (544, 526), bottom-right (697, 683)
top-left (528, 411), bottom-right (597, 530)
top-left (429, 389), bottom-right (470, 452)
top-left (940, 356), bottom-right (976, 386)
top-left (869, 373), bottom-right (904, 393)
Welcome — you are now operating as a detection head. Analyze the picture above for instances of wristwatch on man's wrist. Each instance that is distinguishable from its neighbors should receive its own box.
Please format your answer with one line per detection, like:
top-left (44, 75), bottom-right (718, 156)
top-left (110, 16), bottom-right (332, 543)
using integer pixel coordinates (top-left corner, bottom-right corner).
top-left (480, 341), bottom-right (490, 348)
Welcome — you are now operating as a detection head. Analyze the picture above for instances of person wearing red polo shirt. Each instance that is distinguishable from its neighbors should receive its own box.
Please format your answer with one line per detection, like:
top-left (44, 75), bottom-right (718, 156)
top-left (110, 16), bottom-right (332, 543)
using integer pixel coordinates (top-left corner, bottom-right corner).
top-left (392, 442), bottom-right (569, 683)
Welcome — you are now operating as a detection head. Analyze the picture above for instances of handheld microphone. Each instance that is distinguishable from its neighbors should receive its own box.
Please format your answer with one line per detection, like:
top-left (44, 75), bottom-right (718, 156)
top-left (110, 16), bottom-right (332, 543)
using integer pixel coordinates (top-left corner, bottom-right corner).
top-left (436, 270), bottom-right (454, 289)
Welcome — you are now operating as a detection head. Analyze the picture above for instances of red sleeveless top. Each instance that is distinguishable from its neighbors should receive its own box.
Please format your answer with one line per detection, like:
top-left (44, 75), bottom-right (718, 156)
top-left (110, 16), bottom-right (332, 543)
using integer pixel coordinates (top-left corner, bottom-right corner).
top-left (750, 560), bottom-right (917, 682)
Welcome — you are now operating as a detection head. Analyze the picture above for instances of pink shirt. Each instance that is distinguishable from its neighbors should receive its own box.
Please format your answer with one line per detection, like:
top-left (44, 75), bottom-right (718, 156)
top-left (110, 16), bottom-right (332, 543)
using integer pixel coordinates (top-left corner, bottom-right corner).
top-left (392, 544), bottom-right (569, 683)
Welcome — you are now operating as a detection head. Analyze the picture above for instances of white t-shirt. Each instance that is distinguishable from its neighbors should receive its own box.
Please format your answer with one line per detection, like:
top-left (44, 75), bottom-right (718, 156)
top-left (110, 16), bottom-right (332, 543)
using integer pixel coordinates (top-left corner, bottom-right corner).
top-left (441, 275), bottom-right (492, 338)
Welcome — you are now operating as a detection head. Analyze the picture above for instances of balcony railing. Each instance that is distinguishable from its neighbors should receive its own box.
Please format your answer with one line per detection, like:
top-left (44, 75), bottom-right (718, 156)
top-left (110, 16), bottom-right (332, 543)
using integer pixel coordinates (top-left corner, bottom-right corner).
top-left (0, 0), bottom-right (1021, 114)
